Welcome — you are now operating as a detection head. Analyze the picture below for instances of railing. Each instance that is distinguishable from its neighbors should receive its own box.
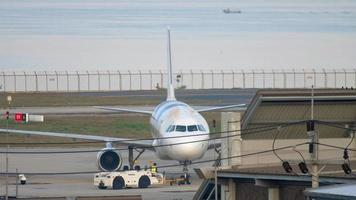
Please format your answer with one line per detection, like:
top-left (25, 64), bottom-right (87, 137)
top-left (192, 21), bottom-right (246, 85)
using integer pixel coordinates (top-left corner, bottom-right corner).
top-left (0, 69), bottom-right (355, 92)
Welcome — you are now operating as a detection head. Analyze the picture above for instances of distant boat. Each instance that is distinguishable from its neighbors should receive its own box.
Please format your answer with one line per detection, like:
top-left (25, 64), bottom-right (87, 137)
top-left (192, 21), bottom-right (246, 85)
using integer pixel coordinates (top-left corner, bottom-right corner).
top-left (223, 8), bottom-right (241, 14)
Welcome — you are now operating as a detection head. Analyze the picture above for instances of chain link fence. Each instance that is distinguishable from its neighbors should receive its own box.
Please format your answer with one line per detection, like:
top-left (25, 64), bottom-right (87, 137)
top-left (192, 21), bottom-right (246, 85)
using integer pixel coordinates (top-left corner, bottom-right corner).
top-left (1, 69), bottom-right (355, 92)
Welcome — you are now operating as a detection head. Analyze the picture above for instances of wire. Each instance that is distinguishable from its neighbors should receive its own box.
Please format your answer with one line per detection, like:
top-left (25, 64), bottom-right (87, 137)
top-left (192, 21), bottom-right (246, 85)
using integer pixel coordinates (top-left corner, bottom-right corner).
top-left (0, 125), bottom-right (281, 154)
top-left (0, 121), bottom-right (306, 154)
top-left (0, 142), bottom-right (309, 175)
top-left (316, 142), bottom-right (356, 152)
top-left (316, 120), bottom-right (355, 131)
top-left (0, 121), bottom-right (298, 146)
top-left (346, 130), bottom-right (355, 150)
top-left (272, 126), bottom-right (283, 161)
top-left (293, 146), bottom-right (307, 164)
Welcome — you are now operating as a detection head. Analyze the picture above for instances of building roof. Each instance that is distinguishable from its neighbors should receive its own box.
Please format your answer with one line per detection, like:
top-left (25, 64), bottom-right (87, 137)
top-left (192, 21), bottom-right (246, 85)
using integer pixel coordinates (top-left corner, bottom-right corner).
top-left (218, 161), bottom-right (356, 185)
top-left (241, 89), bottom-right (356, 139)
top-left (304, 184), bottom-right (356, 200)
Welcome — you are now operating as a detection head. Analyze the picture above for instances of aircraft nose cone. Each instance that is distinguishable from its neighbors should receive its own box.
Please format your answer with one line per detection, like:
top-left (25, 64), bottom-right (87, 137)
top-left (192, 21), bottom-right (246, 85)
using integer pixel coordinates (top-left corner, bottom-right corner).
top-left (168, 134), bottom-right (209, 161)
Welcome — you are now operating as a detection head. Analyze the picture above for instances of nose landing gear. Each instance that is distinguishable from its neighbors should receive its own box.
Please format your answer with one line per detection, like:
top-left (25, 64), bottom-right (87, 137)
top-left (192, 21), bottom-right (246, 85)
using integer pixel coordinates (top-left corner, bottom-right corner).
top-left (179, 160), bottom-right (192, 185)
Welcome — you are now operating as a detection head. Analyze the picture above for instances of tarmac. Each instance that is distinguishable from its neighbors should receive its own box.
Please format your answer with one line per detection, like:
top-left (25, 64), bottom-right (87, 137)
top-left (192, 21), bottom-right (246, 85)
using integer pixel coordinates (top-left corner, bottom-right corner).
top-left (0, 147), bottom-right (216, 200)
top-left (0, 89), bottom-right (255, 199)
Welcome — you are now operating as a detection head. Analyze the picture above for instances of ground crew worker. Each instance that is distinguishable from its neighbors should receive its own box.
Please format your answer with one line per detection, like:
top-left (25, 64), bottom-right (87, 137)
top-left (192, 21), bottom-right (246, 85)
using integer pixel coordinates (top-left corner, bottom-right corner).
top-left (151, 162), bottom-right (157, 176)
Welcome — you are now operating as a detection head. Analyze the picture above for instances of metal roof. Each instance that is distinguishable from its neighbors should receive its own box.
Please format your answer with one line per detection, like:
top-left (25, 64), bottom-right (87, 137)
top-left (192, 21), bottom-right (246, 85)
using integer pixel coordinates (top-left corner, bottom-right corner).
top-left (304, 184), bottom-right (356, 200)
top-left (241, 89), bottom-right (356, 139)
top-left (217, 161), bottom-right (356, 185)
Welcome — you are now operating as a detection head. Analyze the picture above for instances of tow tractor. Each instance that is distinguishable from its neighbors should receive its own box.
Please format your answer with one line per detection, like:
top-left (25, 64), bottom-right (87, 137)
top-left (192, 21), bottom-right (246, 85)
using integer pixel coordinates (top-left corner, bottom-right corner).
top-left (94, 168), bottom-right (164, 189)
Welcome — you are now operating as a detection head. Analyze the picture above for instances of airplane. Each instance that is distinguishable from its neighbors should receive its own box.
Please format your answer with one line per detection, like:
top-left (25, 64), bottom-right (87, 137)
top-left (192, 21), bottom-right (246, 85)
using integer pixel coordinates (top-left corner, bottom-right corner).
top-left (0, 29), bottom-right (245, 183)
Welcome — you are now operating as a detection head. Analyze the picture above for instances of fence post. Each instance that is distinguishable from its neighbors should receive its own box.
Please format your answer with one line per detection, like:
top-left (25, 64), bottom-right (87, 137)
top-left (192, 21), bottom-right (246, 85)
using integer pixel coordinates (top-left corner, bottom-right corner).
top-left (1, 72), bottom-right (4, 92)
top-left (149, 70), bottom-right (152, 90)
top-left (190, 70), bottom-right (194, 89)
top-left (128, 70), bottom-right (132, 90)
top-left (13, 72), bottom-right (16, 92)
top-left (139, 70), bottom-right (142, 90)
top-left (66, 71), bottom-right (69, 92)
top-left (211, 70), bottom-right (214, 89)
top-left (303, 69), bottom-right (306, 88)
top-left (77, 71), bottom-right (80, 92)
top-left (180, 70), bottom-right (184, 86)
top-left (221, 70), bottom-right (225, 89)
top-left (118, 70), bottom-right (122, 91)
top-left (354, 68), bottom-right (356, 88)
top-left (159, 70), bottom-right (163, 89)
top-left (262, 70), bottom-right (265, 88)
top-left (343, 68), bottom-right (347, 87)
top-left (272, 70), bottom-right (275, 88)
top-left (293, 69), bottom-right (296, 88)
top-left (232, 70), bottom-right (235, 88)
top-left (323, 68), bottom-right (327, 88)
top-left (252, 70), bottom-right (255, 88)
top-left (97, 70), bottom-right (101, 91)
top-left (24, 71), bottom-right (27, 92)
top-left (87, 71), bottom-right (90, 91)
top-left (201, 70), bottom-right (205, 89)
top-left (283, 70), bottom-right (286, 88)
top-left (242, 70), bottom-right (245, 88)
top-left (313, 68), bottom-right (316, 87)
top-left (45, 71), bottom-right (48, 92)
top-left (34, 71), bottom-right (38, 92)
top-left (334, 69), bottom-right (337, 88)
top-left (55, 71), bottom-right (59, 92)
top-left (107, 70), bottom-right (111, 91)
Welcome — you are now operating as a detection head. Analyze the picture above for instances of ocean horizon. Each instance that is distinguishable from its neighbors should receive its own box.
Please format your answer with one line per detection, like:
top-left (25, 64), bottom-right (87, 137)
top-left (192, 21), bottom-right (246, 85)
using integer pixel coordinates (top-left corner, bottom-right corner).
top-left (0, 0), bottom-right (356, 70)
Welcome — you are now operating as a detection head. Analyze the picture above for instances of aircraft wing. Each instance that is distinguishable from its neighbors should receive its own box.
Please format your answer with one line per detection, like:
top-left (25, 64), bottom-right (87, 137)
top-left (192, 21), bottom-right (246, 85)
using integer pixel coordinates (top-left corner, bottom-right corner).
top-left (0, 128), bottom-right (153, 148)
top-left (196, 104), bottom-right (247, 112)
top-left (94, 106), bottom-right (153, 115)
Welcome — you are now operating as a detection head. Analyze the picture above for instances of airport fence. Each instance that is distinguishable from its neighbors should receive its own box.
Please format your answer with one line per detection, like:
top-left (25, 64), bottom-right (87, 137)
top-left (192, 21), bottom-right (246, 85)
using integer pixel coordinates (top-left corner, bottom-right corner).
top-left (0, 69), bottom-right (356, 92)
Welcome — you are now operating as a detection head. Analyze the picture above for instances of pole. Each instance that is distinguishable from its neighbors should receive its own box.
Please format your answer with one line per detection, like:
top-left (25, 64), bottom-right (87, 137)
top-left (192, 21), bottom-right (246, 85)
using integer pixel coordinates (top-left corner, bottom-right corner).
top-left (311, 85), bottom-right (314, 120)
top-left (214, 123), bottom-right (218, 200)
top-left (5, 96), bottom-right (11, 200)
top-left (214, 139), bottom-right (218, 200)
top-left (16, 168), bottom-right (18, 198)
top-left (5, 143), bottom-right (8, 200)
top-left (311, 85), bottom-right (319, 188)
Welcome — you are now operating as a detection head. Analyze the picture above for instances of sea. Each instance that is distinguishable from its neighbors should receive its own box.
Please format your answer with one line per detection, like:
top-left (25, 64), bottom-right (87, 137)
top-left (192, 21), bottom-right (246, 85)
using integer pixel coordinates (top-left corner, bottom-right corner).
top-left (1, 0), bottom-right (356, 38)
top-left (0, 0), bottom-right (356, 70)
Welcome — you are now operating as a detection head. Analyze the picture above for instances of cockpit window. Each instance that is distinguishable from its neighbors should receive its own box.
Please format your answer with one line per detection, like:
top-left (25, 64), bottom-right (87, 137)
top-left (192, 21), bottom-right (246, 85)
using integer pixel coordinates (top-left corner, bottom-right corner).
top-left (169, 125), bottom-right (175, 132)
top-left (175, 125), bottom-right (186, 132)
top-left (198, 125), bottom-right (206, 131)
top-left (188, 125), bottom-right (198, 132)
top-left (166, 125), bottom-right (172, 132)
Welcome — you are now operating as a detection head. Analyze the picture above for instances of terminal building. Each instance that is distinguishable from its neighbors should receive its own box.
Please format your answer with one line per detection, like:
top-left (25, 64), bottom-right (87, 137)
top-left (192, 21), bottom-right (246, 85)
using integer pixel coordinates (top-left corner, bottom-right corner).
top-left (195, 89), bottom-right (356, 200)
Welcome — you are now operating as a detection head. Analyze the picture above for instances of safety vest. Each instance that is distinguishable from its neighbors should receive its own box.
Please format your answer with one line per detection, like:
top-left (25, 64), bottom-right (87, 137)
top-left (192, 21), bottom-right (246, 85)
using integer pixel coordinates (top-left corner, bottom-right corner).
top-left (151, 165), bottom-right (157, 173)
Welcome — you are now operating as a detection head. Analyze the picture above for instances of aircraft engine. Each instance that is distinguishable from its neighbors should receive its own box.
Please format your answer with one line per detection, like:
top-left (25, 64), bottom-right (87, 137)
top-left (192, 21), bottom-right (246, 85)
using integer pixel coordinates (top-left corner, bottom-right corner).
top-left (97, 148), bottom-right (122, 171)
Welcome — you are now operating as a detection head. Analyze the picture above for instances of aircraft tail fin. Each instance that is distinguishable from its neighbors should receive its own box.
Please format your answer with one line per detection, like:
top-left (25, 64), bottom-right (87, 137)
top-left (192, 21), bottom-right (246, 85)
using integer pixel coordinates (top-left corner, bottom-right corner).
top-left (166, 28), bottom-right (176, 101)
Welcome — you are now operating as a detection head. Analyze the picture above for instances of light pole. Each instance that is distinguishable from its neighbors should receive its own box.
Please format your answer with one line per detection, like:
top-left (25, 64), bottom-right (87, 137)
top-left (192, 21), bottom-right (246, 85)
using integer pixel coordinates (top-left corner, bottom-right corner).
top-left (307, 76), bottom-right (319, 188)
top-left (5, 95), bottom-right (12, 200)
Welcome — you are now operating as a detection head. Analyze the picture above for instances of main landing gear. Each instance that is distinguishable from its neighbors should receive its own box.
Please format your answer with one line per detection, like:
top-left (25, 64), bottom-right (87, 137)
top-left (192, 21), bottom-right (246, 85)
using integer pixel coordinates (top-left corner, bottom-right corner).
top-left (178, 160), bottom-right (192, 185)
top-left (128, 145), bottom-right (145, 170)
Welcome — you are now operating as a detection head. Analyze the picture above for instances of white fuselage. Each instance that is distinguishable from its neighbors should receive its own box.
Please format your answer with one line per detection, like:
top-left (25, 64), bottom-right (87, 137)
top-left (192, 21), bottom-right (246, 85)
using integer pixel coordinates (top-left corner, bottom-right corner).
top-left (150, 100), bottom-right (210, 162)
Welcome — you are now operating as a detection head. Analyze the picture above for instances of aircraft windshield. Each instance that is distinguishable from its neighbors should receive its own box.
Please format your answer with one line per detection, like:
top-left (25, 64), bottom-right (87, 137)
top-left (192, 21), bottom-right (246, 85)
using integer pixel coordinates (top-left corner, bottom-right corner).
top-left (175, 125), bottom-right (186, 132)
top-left (166, 125), bottom-right (172, 132)
top-left (198, 125), bottom-right (206, 131)
top-left (168, 125), bottom-right (205, 132)
top-left (188, 125), bottom-right (198, 132)
top-left (166, 125), bottom-right (175, 132)
top-left (169, 125), bottom-right (175, 132)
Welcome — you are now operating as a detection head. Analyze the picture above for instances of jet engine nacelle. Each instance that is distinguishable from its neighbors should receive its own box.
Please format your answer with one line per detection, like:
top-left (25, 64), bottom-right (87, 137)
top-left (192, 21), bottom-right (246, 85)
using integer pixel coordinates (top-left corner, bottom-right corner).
top-left (97, 148), bottom-right (122, 171)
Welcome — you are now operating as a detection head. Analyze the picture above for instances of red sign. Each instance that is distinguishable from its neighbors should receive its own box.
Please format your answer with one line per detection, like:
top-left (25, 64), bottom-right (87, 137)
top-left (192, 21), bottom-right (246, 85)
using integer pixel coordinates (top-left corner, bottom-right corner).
top-left (15, 113), bottom-right (26, 122)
